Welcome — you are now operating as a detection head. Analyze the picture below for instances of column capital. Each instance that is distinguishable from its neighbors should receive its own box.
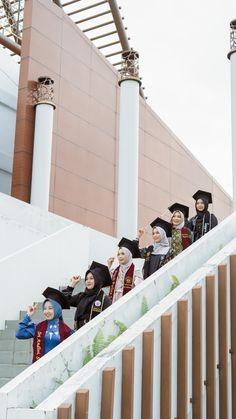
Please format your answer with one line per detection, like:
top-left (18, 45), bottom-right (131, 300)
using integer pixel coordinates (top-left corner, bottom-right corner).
top-left (33, 77), bottom-right (56, 109)
top-left (119, 50), bottom-right (141, 85)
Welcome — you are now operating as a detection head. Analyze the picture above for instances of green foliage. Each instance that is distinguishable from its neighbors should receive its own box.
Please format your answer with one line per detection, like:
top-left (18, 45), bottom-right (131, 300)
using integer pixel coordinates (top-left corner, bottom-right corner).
top-left (82, 320), bottom-right (128, 365)
top-left (114, 320), bottom-right (127, 336)
top-left (54, 378), bottom-right (64, 385)
top-left (29, 400), bottom-right (37, 409)
top-left (141, 296), bottom-right (149, 315)
top-left (170, 274), bottom-right (180, 291)
top-left (83, 345), bottom-right (93, 366)
top-left (106, 334), bottom-right (117, 345)
top-left (92, 329), bottom-right (106, 356)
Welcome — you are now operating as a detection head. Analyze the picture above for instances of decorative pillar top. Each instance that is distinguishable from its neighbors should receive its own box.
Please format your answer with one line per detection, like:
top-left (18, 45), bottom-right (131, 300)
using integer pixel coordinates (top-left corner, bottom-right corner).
top-left (119, 50), bottom-right (141, 85)
top-left (227, 20), bottom-right (236, 59)
top-left (33, 77), bottom-right (56, 108)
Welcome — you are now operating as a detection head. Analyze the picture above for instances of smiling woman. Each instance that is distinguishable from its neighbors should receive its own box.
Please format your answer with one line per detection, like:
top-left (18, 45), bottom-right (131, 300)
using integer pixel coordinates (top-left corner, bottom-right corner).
top-left (15, 288), bottom-right (74, 362)
top-left (62, 262), bottom-right (112, 330)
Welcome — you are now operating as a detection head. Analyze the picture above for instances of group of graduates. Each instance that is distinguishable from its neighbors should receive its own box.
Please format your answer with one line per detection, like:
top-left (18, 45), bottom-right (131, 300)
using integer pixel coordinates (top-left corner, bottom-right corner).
top-left (16, 189), bottom-right (218, 362)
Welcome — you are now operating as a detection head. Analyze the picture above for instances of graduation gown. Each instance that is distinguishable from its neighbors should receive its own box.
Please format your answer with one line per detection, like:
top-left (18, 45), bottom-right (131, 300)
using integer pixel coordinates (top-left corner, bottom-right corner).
top-left (62, 287), bottom-right (111, 330)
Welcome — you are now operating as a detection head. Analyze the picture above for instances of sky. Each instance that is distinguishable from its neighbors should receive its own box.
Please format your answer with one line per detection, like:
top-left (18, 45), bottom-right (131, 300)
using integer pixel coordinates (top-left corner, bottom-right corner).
top-left (117, 0), bottom-right (236, 196)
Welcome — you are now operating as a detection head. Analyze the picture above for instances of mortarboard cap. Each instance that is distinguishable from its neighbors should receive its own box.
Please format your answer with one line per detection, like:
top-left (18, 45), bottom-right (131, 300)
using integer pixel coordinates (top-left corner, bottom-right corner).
top-left (168, 202), bottom-right (189, 219)
top-left (192, 190), bottom-right (212, 204)
top-left (118, 237), bottom-right (141, 258)
top-left (86, 261), bottom-right (112, 287)
top-left (150, 217), bottom-right (172, 237)
top-left (42, 287), bottom-right (70, 309)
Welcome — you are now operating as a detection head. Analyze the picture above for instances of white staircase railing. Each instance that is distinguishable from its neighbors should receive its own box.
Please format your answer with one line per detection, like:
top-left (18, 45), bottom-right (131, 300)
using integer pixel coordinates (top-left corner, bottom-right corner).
top-left (1, 211), bottom-right (236, 418)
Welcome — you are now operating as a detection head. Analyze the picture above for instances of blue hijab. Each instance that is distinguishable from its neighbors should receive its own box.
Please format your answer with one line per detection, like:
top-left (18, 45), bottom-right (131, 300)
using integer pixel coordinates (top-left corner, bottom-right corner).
top-left (42, 298), bottom-right (63, 320)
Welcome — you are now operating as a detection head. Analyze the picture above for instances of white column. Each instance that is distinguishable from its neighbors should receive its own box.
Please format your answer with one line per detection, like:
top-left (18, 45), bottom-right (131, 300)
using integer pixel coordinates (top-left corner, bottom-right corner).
top-left (228, 21), bottom-right (236, 210)
top-left (30, 77), bottom-right (55, 210)
top-left (229, 51), bottom-right (236, 210)
top-left (117, 77), bottom-right (140, 239)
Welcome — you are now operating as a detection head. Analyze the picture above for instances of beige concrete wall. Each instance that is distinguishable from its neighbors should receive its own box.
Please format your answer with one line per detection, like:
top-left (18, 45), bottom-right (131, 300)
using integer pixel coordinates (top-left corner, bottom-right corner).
top-left (11, 0), bottom-right (232, 240)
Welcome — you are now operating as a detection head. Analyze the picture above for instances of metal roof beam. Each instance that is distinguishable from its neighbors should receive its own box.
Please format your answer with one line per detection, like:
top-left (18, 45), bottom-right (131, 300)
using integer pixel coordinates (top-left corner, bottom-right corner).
top-left (53, 0), bottom-right (62, 7)
top-left (105, 49), bottom-right (122, 58)
top-left (75, 10), bottom-right (111, 24)
top-left (0, 31), bottom-right (21, 54)
top-left (107, 0), bottom-right (130, 51)
top-left (98, 39), bottom-right (120, 49)
top-left (83, 19), bottom-right (113, 33)
top-left (1, 0), bottom-right (21, 44)
top-left (67, 1), bottom-right (107, 17)
top-left (90, 29), bottom-right (116, 41)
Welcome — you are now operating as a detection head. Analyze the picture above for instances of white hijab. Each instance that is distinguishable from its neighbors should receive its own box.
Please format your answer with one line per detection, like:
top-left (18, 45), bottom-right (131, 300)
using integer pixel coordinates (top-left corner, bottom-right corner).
top-left (119, 247), bottom-right (133, 275)
top-left (171, 210), bottom-right (185, 230)
top-left (152, 226), bottom-right (170, 255)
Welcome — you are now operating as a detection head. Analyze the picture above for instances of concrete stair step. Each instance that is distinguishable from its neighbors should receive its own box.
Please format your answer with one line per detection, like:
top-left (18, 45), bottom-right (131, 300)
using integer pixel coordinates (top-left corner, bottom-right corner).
top-left (0, 377), bottom-right (10, 388)
top-left (0, 350), bottom-right (32, 364)
top-left (0, 364), bottom-right (28, 378)
top-left (0, 329), bottom-right (16, 339)
top-left (0, 339), bottom-right (15, 351)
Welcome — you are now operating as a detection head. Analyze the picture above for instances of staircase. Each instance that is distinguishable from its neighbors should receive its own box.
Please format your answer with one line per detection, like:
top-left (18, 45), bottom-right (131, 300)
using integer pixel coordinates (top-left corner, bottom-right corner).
top-left (1, 195), bottom-right (236, 418)
top-left (0, 288), bottom-right (80, 387)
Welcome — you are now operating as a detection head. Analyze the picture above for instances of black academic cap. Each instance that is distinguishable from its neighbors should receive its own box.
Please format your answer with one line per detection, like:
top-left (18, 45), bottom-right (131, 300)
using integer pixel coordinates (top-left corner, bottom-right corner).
top-left (87, 261), bottom-right (112, 287)
top-left (150, 217), bottom-right (172, 237)
top-left (42, 287), bottom-right (70, 309)
top-left (168, 202), bottom-right (189, 219)
top-left (118, 237), bottom-right (141, 258)
top-left (192, 190), bottom-right (212, 204)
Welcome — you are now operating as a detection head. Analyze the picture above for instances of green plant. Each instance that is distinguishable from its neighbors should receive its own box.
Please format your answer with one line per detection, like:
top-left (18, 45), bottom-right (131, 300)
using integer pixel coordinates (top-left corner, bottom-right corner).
top-left (83, 345), bottom-right (93, 365)
top-left (141, 296), bottom-right (149, 315)
top-left (54, 378), bottom-right (64, 385)
top-left (114, 320), bottom-right (127, 336)
top-left (29, 400), bottom-right (37, 409)
top-left (92, 329), bottom-right (106, 356)
top-left (82, 320), bottom-right (128, 365)
top-left (170, 274), bottom-right (180, 291)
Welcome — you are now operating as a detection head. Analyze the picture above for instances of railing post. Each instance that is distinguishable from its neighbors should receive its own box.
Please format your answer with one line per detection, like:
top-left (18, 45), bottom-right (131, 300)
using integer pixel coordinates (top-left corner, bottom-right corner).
top-left (141, 329), bottom-right (154, 419)
top-left (192, 285), bottom-right (203, 419)
top-left (101, 368), bottom-right (116, 419)
top-left (206, 274), bottom-right (217, 419)
top-left (122, 346), bottom-right (135, 419)
top-left (230, 254), bottom-right (236, 419)
top-left (218, 264), bottom-right (229, 418)
top-left (177, 299), bottom-right (188, 419)
top-left (58, 403), bottom-right (72, 419)
top-left (161, 312), bottom-right (172, 419)
top-left (75, 389), bottom-right (89, 419)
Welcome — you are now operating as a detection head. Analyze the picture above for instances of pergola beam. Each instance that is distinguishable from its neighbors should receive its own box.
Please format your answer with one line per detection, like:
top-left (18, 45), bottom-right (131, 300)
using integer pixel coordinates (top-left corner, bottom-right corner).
top-left (0, 31), bottom-right (21, 55)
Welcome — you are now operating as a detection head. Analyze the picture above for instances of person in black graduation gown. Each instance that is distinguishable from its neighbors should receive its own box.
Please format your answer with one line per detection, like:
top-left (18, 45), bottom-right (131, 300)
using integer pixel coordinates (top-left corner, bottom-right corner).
top-left (189, 190), bottom-right (218, 242)
top-left (62, 262), bottom-right (112, 330)
top-left (136, 217), bottom-right (174, 279)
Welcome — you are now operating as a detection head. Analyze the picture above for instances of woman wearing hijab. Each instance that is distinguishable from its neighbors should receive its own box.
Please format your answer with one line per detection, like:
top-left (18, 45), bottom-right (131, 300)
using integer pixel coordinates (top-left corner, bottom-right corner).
top-left (168, 203), bottom-right (193, 257)
top-left (62, 262), bottom-right (112, 330)
top-left (189, 190), bottom-right (218, 242)
top-left (107, 237), bottom-right (143, 303)
top-left (16, 288), bottom-right (73, 362)
top-left (136, 217), bottom-right (174, 279)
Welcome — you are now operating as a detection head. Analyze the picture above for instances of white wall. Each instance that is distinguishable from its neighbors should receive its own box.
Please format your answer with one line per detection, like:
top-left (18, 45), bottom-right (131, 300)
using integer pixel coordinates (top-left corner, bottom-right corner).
top-left (0, 47), bottom-right (19, 194)
top-left (0, 193), bottom-right (72, 259)
top-left (0, 194), bottom-right (118, 328)
top-left (1, 210), bottom-right (236, 419)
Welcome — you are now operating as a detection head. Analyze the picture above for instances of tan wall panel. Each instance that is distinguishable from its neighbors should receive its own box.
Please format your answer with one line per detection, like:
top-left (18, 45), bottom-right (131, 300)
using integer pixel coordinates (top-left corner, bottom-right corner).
top-left (12, 0), bottom-right (232, 237)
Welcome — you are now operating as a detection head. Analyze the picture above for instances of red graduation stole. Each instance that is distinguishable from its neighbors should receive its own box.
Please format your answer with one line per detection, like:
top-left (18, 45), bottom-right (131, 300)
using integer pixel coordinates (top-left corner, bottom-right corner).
top-left (109, 263), bottom-right (135, 300)
top-left (181, 227), bottom-right (192, 249)
top-left (32, 320), bottom-right (71, 362)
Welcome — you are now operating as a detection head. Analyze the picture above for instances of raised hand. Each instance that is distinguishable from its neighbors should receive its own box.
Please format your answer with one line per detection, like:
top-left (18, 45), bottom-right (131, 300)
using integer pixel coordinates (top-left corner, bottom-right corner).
top-left (137, 227), bottom-right (145, 239)
top-left (27, 304), bottom-right (37, 317)
top-left (107, 257), bottom-right (115, 269)
top-left (70, 275), bottom-right (81, 288)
